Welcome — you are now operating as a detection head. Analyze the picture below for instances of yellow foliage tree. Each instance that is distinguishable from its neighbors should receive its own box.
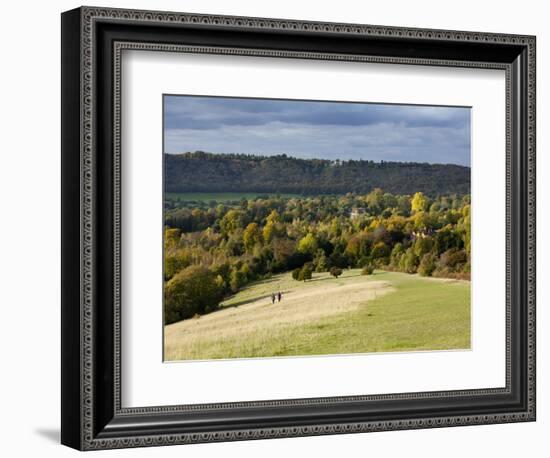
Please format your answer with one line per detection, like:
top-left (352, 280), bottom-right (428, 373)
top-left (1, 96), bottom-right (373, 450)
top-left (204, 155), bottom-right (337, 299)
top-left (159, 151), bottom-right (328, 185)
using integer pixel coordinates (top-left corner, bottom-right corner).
top-left (411, 192), bottom-right (429, 213)
top-left (243, 222), bottom-right (262, 251)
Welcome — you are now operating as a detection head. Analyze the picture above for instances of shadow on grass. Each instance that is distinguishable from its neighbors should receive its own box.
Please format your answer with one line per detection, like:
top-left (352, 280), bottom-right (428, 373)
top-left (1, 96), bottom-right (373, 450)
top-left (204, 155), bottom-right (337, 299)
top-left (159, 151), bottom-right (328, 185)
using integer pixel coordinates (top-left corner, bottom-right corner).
top-left (221, 293), bottom-right (274, 309)
top-left (307, 270), bottom-right (364, 283)
top-left (221, 291), bottom-right (291, 309)
top-left (235, 275), bottom-right (287, 289)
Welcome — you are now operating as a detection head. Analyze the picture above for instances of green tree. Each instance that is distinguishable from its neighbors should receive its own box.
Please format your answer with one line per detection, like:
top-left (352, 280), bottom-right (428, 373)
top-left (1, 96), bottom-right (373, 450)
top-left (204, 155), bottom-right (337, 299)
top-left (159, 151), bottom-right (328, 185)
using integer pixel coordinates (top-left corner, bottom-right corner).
top-left (313, 249), bottom-right (329, 272)
top-left (383, 193), bottom-right (398, 210)
top-left (164, 253), bottom-right (190, 280)
top-left (164, 188), bottom-right (471, 290)
top-left (413, 236), bottom-right (434, 258)
top-left (371, 241), bottom-right (390, 261)
top-left (390, 242), bottom-right (405, 267)
top-left (164, 266), bottom-right (223, 324)
top-left (418, 253), bottom-right (437, 276)
top-left (229, 268), bottom-right (246, 293)
top-left (400, 248), bottom-right (418, 274)
top-left (396, 195), bottom-right (411, 215)
top-left (434, 225), bottom-right (462, 254)
top-left (214, 274), bottom-right (227, 291)
top-left (345, 233), bottom-right (370, 261)
top-left (365, 188), bottom-right (385, 213)
top-left (219, 209), bottom-right (245, 234)
top-left (459, 205), bottom-right (471, 255)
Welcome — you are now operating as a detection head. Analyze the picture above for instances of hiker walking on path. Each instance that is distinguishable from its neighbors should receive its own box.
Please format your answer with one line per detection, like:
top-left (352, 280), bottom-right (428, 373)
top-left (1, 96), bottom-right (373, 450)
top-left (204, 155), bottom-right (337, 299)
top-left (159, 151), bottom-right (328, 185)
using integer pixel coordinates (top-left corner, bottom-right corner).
top-left (277, 291), bottom-right (282, 302)
top-left (271, 293), bottom-right (276, 304)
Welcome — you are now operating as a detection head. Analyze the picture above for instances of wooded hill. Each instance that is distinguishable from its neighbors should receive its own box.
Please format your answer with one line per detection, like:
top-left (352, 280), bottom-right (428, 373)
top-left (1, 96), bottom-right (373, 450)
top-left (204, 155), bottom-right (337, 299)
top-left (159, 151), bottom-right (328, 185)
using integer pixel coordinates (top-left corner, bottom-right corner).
top-left (165, 152), bottom-right (470, 197)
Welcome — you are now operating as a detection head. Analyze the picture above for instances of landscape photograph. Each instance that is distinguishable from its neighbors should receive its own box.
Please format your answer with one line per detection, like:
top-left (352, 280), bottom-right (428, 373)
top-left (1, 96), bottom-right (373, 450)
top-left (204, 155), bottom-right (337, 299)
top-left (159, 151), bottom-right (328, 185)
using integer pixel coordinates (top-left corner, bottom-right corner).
top-left (162, 95), bottom-right (471, 361)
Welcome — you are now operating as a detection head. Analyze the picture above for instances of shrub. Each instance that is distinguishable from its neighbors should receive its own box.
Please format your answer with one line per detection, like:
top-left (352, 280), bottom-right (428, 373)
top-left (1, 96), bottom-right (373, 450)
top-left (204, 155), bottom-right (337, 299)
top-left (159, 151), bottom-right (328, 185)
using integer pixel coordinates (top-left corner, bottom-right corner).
top-left (357, 256), bottom-right (370, 268)
top-left (330, 267), bottom-right (343, 278)
top-left (438, 248), bottom-right (468, 270)
top-left (298, 263), bottom-right (313, 282)
top-left (292, 263), bottom-right (314, 282)
top-left (361, 264), bottom-right (375, 275)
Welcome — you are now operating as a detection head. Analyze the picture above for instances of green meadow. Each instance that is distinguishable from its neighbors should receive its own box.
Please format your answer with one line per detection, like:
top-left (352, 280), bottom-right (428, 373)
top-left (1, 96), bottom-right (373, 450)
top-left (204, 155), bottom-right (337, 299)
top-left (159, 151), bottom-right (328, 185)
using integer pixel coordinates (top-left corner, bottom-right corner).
top-left (164, 270), bottom-right (471, 361)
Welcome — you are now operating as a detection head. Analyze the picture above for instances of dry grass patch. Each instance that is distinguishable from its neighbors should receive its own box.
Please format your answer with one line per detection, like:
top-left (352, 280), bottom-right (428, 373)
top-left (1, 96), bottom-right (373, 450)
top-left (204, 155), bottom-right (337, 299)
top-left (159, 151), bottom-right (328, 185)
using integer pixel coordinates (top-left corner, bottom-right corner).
top-left (164, 270), bottom-right (392, 360)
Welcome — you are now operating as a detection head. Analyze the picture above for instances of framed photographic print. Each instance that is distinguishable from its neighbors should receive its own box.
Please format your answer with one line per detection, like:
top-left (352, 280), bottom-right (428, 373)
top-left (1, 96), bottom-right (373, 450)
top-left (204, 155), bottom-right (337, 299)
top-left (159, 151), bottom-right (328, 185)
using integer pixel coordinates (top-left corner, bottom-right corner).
top-left (61, 6), bottom-right (536, 450)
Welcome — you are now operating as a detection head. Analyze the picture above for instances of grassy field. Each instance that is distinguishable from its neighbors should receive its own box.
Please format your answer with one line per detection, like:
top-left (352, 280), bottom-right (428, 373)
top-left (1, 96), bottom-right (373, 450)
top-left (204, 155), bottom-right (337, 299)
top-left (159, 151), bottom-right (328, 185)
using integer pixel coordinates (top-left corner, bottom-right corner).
top-left (164, 270), bottom-right (471, 361)
top-left (165, 192), bottom-right (302, 203)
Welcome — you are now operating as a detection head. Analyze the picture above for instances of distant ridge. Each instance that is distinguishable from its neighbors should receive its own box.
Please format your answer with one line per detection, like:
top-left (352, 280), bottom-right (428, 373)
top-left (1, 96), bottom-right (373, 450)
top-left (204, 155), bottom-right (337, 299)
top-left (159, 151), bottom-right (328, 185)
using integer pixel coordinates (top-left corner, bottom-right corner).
top-left (164, 152), bottom-right (470, 197)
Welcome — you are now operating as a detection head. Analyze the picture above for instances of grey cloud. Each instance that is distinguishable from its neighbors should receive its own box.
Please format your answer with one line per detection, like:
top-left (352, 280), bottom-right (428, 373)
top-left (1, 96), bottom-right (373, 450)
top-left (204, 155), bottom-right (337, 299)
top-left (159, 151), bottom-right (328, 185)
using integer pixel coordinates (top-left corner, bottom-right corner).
top-left (164, 95), bottom-right (471, 166)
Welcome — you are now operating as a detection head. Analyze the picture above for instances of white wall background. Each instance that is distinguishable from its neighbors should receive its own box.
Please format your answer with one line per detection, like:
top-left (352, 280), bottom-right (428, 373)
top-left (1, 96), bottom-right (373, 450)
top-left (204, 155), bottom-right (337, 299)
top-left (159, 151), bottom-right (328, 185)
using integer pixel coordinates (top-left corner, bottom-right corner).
top-left (0, 0), bottom-right (546, 456)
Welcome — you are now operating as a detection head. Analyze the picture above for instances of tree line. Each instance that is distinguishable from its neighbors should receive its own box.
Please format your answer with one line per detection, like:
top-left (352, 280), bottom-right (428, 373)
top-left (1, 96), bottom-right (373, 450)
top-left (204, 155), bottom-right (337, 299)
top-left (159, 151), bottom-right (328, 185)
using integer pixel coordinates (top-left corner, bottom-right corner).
top-left (164, 152), bottom-right (471, 197)
top-left (164, 189), bottom-right (471, 324)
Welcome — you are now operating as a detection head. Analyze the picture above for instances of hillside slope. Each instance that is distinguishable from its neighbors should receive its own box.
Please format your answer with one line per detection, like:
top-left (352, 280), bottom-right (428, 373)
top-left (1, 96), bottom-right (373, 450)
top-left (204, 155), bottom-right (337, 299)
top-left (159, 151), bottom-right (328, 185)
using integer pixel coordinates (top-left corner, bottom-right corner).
top-left (165, 152), bottom-right (470, 196)
top-left (164, 270), bottom-right (471, 360)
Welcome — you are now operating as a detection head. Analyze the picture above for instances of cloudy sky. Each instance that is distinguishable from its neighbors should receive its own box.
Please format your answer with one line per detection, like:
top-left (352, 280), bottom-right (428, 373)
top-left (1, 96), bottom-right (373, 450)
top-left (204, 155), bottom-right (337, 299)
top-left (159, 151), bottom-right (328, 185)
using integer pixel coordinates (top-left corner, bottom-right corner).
top-left (164, 95), bottom-right (471, 166)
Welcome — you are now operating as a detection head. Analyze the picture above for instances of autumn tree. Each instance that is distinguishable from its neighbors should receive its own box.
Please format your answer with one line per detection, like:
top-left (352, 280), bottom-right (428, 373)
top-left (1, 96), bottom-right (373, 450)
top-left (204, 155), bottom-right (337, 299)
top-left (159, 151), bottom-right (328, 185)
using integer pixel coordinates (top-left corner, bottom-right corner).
top-left (297, 233), bottom-right (318, 255)
top-left (163, 187), bottom-right (472, 311)
top-left (164, 227), bottom-right (181, 249)
top-left (219, 209), bottom-right (245, 235)
top-left (229, 268), bottom-right (246, 293)
top-left (243, 222), bottom-right (263, 251)
top-left (365, 188), bottom-right (385, 213)
top-left (411, 192), bottom-right (429, 213)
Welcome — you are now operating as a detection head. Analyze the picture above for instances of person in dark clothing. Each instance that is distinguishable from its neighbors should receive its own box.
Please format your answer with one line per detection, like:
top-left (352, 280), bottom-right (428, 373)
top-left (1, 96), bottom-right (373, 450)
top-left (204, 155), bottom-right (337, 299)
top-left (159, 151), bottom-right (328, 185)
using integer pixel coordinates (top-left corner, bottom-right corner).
top-left (277, 291), bottom-right (282, 302)
top-left (271, 293), bottom-right (276, 304)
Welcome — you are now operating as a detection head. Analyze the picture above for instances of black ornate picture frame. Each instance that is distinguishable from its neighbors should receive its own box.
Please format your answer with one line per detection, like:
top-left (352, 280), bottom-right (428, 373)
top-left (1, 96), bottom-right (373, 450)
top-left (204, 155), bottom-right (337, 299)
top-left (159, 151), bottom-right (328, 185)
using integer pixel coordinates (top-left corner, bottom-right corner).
top-left (61, 6), bottom-right (536, 450)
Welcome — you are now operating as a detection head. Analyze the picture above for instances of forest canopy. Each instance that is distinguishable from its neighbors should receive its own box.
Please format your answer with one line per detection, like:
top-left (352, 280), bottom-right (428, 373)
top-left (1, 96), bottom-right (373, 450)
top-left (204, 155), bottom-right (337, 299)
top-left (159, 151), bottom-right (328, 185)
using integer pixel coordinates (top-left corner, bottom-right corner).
top-left (164, 152), bottom-right (471, 197)
top-left (164, 190), bottom-right (471, 324)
